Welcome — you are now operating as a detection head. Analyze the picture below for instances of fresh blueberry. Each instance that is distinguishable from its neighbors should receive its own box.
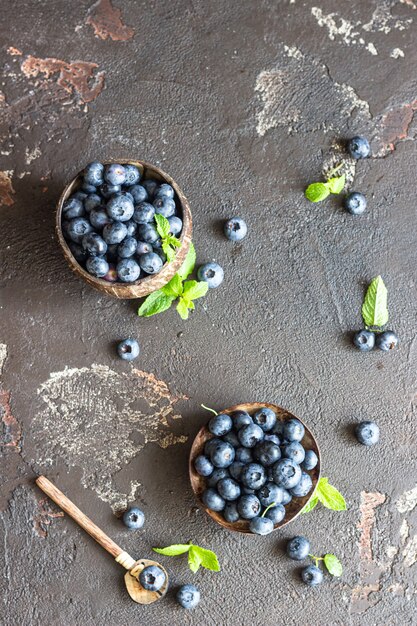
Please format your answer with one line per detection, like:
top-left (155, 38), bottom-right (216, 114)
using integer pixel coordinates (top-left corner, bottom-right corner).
top-left (224, 217), bottom-right (247, 242)
top-left (194, 454), bottom-right (214, 477)
top-left (72, 190), bottom-right (88, 202)
top-left (176, 584), bottom-right (200, 610)
top-left (168, 216), bottom-right (182, 235)
top-left (202, 488), bottom-right (225, 511)
top-left (142, 179), bottom-right (159, 199)
top-left (117, 258), bottom-right (141, 282)
top-left (139, 565), bottom-right (165, 592)
top-left (264, 434), bottom-right (281, 445)
top-left (301, 565), bottom-right (323, 587)
top-left (82, 232), bottom-right (107, 256)
top-left (272, 421), bottom-right (285, 436)
top-left (231, 410), bottom-right (253, 430)
top-left (355, 421), bottom-right (380, 446)
top-left (153, 196), bottom-right (176, 218)
top-left (240, 463), bottom-right (267, 490)
top-left (242, 487), bottom-right (255, 495)
top-left (283, 419), bottom-right (305, 443)
top-left (253, 407), bottom-right (277, 432)
top-left (375, 330), bottom-right (398, 352)
top-left (155, 183), bottom-right (174, 199)
top-left (208, 413), bottom-right (233, 437)
top-left (206, 467), bottom-right (229, 487)
top-left (106, 193), bottom-right (134, 222)
top-left (104, 163), bottom-right (126, 186)
top-left (128, 184), bottom-right (148, 205)
top-left (133, 202), bottom-right (155, 224)
top-left (138, 252), bottom-right (163, 275)
top-left (137, 223), bottom-right (159, 244)
top-left (67, 217), bottom-right (93, 243)
top-left (264, 503), bottom-right (286, 524)
top-left (63, 196), bottom-right (84, 219)
top-left (347, 136), bottom-right (370, 159)
top-left (83, 161), bottom-right (104, 187)
top-left (353, 329), bottom-right (375, 352)
top-left (68, 242), bottom-right (88, 264)
top-left (125, 220), bottom-right (137, 237)
top-left (253, 441), bottom-right (281, 466)
top-left (100, 183), bottom-right (121, 198)
top-left (84, 193), bottom-right (102, 213)
top-left (204, 437), bottom-right (222, 457)
top-left (235, 447), bottom-right (253, 464)
top-left (89, 208), bottom-right (111, 230)
top-left (222, 431), bottom-right (240, 448)
top-left (282, 442), bottom-right (305, 465)
top-left (103, 222), bottom-right (128, 245)
top-left (117, 236), bottom-right (137, 258)
top-left (82, 183), bottom-right (98, 194)
top-left (197, 262), bottom-right (224, 288)
top-left (229, 461), bottom-right (245, 481)
top-left (258, 482), bottom-right (284, 507)
top-left (272, 458), bottom-right (302, 489)
top-left (238, 424), bottom-right (264, 448)
top-left (217, 477), bottom-right (241, 501)
top-left (209, 441), bottom-right (235, 468)
top-left (117, 338), bottom-right (140, 361)
top-left (249, 516), bottom-right (274, 535)
top-left (223, 502), bottom-right (240, 523)
top-left (237, 494), bottom-right (261, 519)
top-left (103, 264), bottom-right (118, 282)
top-left (290, 471), bottom-right (312, 497)
top-left (280, 489), bottom-right (292, 505)
top-left (286, 536), bottom-right (310, 560)
top-left (344, 192), bottom-right (367, 215)
top-left (136, 241), bottom-right (153, 256)
top-left (122, 506), bottom-right (145, 529)
top-left (302, 450), bottom-right (318, 471)
top-left (123, 164), bottom-right (141, 186)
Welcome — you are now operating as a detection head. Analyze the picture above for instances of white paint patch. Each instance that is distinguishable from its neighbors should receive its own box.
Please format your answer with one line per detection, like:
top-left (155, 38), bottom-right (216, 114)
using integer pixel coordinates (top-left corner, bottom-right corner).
top-left (362, 2), bottom-right (412, 33)
top-left (25, 145), bottom-right (41, 165)
top-left (30, 364), bottom-right (187, 511)
top-left (0, 344), bottom-right (7, 375)
top-left (403, 535), bottom-right (417, 567)
top-left (311, 7), bottom-right (360, 45)
top-left (386, 545), bottom-right (398, 559)
top-left (366, 42), bottom-right (378, 55)
top-left (391, 47), bottom-right (405, 58)
top-left (396, 485), bottom-right (417, 513)
top-left (400, 518), bottom-right (409, 544)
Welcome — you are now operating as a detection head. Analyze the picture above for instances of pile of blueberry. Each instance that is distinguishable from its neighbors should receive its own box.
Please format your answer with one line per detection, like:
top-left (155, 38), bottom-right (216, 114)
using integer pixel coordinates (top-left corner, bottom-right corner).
top-left (61, 161), bottom-right (183, 283)
top-left (194, 407), bottom-right (318, 535)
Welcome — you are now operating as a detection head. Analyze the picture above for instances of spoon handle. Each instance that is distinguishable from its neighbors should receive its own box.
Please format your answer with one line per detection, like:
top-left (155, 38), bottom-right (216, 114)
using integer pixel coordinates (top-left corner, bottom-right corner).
top-left (36, 476), bottom-right (135, 569)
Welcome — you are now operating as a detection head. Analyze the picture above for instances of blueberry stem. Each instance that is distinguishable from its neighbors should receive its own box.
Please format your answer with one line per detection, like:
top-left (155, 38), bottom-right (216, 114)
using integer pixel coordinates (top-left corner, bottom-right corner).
top-left (201, 404), bottom-right (218, 416)
top-left (261, 502), bottom-right (277, 517)
top-left (326, 162), bottom-right (344, 179)
top-left (308, 554), bottom-right (324, 568)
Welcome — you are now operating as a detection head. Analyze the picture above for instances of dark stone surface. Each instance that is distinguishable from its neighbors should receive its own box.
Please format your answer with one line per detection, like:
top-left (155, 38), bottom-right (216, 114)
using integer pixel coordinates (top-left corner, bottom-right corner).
top-left (1, 0), bottom-right (416, 624)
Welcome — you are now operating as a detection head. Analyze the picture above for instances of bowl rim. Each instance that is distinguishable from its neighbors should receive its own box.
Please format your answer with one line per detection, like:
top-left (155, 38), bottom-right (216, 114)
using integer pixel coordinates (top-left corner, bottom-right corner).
top-left (189, 402), bottom-right (321, 535)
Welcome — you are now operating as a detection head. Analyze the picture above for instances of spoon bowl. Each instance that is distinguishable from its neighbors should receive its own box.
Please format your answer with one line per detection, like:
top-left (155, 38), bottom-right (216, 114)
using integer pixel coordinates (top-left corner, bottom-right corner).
top-left (124, 559), bottom-right (169, 604)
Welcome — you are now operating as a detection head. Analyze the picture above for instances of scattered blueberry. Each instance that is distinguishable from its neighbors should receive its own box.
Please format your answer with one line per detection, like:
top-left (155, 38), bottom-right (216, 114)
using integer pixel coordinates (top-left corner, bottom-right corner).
top-left (272, 458), bottom-right (302, 489)
top-left (176, 584), bottom-right (200, 610)
top-left (302, 450), bottom-right (318, 471)
top-left (117, 338), bottom-right (140, 361)
top-left (375, 330), bottom-right (398, 352)
top-left (194, 454), bottom-right (214, 477)
top-left (355, 421), bottom-right (380, 446)
top-left (224, 217), bottom-right (247, 242)
top-left (249, 516), bottom-right (274, 535)
top-left (347, 136), bottom-right (370, 159)
top-left (208, 413), bottom-right (233, 437)
top-left (353, 329), bottom-right (375, 352)
top-left (202, 488), bottom-right (225, 511)
top-left (197, 263), bottom-right (224, 288)
top-left (86, 255), bottom-right (109, 278)
top-left (237, 494), bottom-right (261, 519)
top-left (125, 220), bottom-right (137, 237)
top-left (117, 258), bottom-right (141, 282)
top-left (287, 536), bottom-right (310, 560)
top-left (301, 565), bottom-right (323, 586)
top-left (136, 240), bottom-right (153, 256)
top-left (139, 565), bottom-right (165, 592)
top-left (344, 192), bottom-right (367, 215)
top-left (122, 506), bottom-right (145, 530)
top-left (238, 424), bottom-right (264, 448)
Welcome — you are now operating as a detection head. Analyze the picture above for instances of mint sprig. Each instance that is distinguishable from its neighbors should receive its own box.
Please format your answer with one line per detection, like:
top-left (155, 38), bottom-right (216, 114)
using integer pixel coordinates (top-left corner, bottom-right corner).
top-left (154, 214), bottom-right (181, 262)
top-left (153, 542), bottom-right (220, 573)
top-left (361, 275), bottom-right (388, 329)
top-left (301, 477), bottom-right (346, 514)
top-left (308, 552), bottom-right (343, 577)
top-left (305, 163), bottom-right (346, 203)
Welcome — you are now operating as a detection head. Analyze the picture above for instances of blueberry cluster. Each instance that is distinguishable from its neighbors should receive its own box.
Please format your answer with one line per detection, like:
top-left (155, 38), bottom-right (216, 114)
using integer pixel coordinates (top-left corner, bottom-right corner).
top-left (194, 408), bottom-right (318, 535)
top-left (286, 536), bottom-right (323, 586)
top-left (353, 329), bottom-right (398, 352)
top-left (61, 161), bottom-right (183, 283)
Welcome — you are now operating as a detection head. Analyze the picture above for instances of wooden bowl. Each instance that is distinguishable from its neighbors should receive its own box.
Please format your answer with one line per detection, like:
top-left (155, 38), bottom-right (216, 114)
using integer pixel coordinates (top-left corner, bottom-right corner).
top-left (56, 159), bottom-right (192, 299)
top-left (189, 402), bottom-right (321, 534)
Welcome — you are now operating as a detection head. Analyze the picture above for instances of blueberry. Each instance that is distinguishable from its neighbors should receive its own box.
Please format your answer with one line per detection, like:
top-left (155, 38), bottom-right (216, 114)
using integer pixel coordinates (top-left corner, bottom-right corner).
top-left (282, 442), bottom-right (305, 465)
top-left (353, 329), bottom-right (375, 352)
top-left (117, 338), bottom-right (140, 361)
top-left (347, 136), bottom-right (370, 159)
top-left (240, 463), bottom-right (267, 490)
top-left (231, 410), bottom-right (253, 430)
top-left (168, 216), bottom-right (182, 235)
top-left (100, 183), bottom-right (121, 198)
top-left (222, 431), bottom-right (240, 447)
top-left (280, 489), bottom-right (292, 505)
top-left (133, 202), bottom-right (155, 224)
top-left (258, 482), bottom-right (284, 507)
top-left (137, 223), bottom-right (159, 244)
top-left (272, 421), bottom-right (285, 436)
top-left (83, 161), bottom-right (104, 187)
top-left (67, 217), bottom-right (93, 243)
top-left (82, 232), bottom-right (107, 256)
top-left (142, 179), bottom-right (159, 199)
top-left (223, 502), bottom-right (240, 523)
top-left (264, 503), bottom-right (286, 524)
top-left (103, 222), bottom-right (128, 245)
top-left (155, 183), bottom-right (174, 199)
top-left (283, 419), bottom-right (305, 443)
top-left (253, 441), bottom-right (281, 466)
top-left (128, 184), bottom-right (148, 205)
top-left (103, 264), bottom-right (118, 282)
top-left (81, 182), bottom-right (98, 194)
top-left (217, 477), bottom-right (241, 501)
top-left (242, 487), bottom-right (255, 495)
top-left (287, 536), bottom-right (310, 560)
top-left (344, 192), bottom-right (367, 215)
top-left (204, 437), bottom-right (222, 457)
top-left (238, 424), bottom-right (264, 448)
top-left (72, 190), bottom-right (88, 202)
top-left (123, 164), bottom-right (141, 186)
top-left (153, 196), bottom-right (176, 218)
top-left (139, 565), bottom-right (165, 592)
top-left (122, 506), bottom-right (145, 529)
top-left (125, 220), bottom-right (137, 237)
top-left (264, 434), bottom-right (281, 445)
top-left (229, 461), bottom-right (245, 481)
top-left (63, 196), bottom-right (84, 219)
top-left (104, 163), bottom-right (126, 186)
top-left (302, 450), bottom-right (318, 471)
top-left (290, 471), bottom-right (312, 497)
top-left (224, 217), bottom-right (247, 242)
top-left (253, 407), bottom-right (277, 432)
top-left (89, 208), bottom-right (111, 230)
top-left (355, 420), bottom-right (380, 446)
top-left (197, 262), bottom-right (224, 288)
top-left (235, 447), bottom-right (253, 464)
top-left (375, 330), bottom-right (398, 352)
top-left (84, 193), bottom-right (102, 213)
top-left (202, 488), bottom-right (225, 511)
top-left (194, 454), bottom-right (214, 477)
top-left (237, 494), bottom-right (261, 519)
top-left (301, 565), bottom-right (323, 586)
top-left (249, 516), bottom-right (274, 535)
top-left (136, 241), bottom-right (153, 256)
top-left (117, 236), bottom-right (137, 258)
top-left (68, 242), bottom-right (87, 264)
top-left (176, 584), bottom-right (200, 610)
top-left (208, 413), bottom-right (232, 437)
top-left (206, 467), bottom-right (229, 487)
top-left (117, 258), bottom-right (141, 282)
top-left (272, 458), bottom-right (302, 489)
top-left (209, 441), bottom-right (235, 468)
top-left (106, 193), bottom-right (134, 221)
top-left (138, 252), bottom-right (163, 275)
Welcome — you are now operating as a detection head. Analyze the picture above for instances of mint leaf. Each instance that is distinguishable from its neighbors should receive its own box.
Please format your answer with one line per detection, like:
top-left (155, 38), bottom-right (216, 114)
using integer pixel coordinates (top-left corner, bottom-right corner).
top-left (327, 174), bottom-right (345, 194)
top-left (316, 478), bottom-right (346, 511)
top-left (162, 240), bottom-right (175, 262)
top-left (188, 546), bottom-right (202, 573)
top-left (162, 273), bottom-right (183, 298)
top-left (178, 242), bottom-right (196, 280)
top-left (191, 546), bottom-right (220, 572)
top-left (177, 298), bottom-right (190, 320)
top-left (153, 544), bottom-right (191, 556)
top-left (167, 235), bottom-right (181, 248)
top-left (301, 495), bottom-right (319, 514)
top-left (154, 214), bottom-right (170, 238)
top-left (138, 291), bottom-right (174, 317)
top-left (305, 182), bottom-right (330, 203)
top-left (183, 280), bottom-right (209, 301)
top-left (361, 275), bottom-right (388, 328)
top-left (324, 553), bottom-right (343, 577)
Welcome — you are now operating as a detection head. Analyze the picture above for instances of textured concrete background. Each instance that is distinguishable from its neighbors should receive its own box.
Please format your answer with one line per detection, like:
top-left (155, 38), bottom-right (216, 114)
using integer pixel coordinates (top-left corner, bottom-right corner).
top-left (1, 0), bottom-right (417, 624)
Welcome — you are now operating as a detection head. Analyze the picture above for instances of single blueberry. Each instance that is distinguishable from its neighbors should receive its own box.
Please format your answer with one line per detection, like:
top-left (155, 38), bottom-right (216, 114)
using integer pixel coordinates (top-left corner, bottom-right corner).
top-left (133, 202), bottom-right (155, 224)
top-left (224, 217), bottom-right (247, 242)
top-left (208, 413), bottom-right (233, 437)
top-left (282, 442), bottom-right (305, 465)
top-left (103, 221), bottom-right (128, 245)
top-left (253, 407), bottom-right (277, 432)
top-left (68, 242), bottom-right (87, 264)
top-left (86, 255), bottom-right (109, 278)
top-left (290, 471), bottom-right (312, 497)
top-left (242, 487), bottom-right (255, 495)
top-left (235, 447), bottom-right (253, 464)
top-left (347, 136), bottom-right (370, 159)
top-left (194, 454), bottom-right (214, 477)
top-left (222, 431), bottom-right (240, 448)
top-left (106, 193), bottom-right (134, 222)
top-left (63, 196), bottom-right (84, 219)
top-left (282, 418), bottom-right (305, 443)
top-left (238, 424), bottom-right (264, 448)
top-left (206, 467), bottom-right (229, 487)
top-left (125, 220), bottom-right (137, 238)
top-left (122, 506), bottom-right (145, 529)
top-left (82, 232), bottom-right (107, 256)
top-left (176, 584), bottom-right (200, 610)
top-left (253, 441), bottom-right (281, 466)
top-left (204, 437), bottom-right (222, 457)
top-left (272, 458), bottom-right (302, 489)
top-left (223, 502), bottom-right (240, 523)
top-left (287, 536), bottom-right (310, 560)
top-left (72, 190), bottom-right (88, 202)
top-left (249, 516), bottom-right (274, 535)
top-left (128, 184), bottom-right (148, 205)
top-left (344, 192), bottom-right (367, 215)
top-left (209, 441), bottom-right (235, 469)
top-left (217, 477), bottom-right (241, 501)
top-left (138, 252), bottom-right (163, 275)
top-left (117, 258), bottom-right (141, 282)
top-left (136, 240), bottom-right (153, 256)
top-left (202, 488), bottom-right (225, 512)
top-left (104, 163), bottom-right (126, 186)
top-left (302, 450), bottom-right (318, 471)
top-left (264, 503), bottom-right (286, 524)
top-left (137, 223), bottom-right (159, 244)
top-left (355, 421), bottom-right (380, 446)
top-left (168, 215), bottom-right (183, 235)
top-left (155, 183), bottom-right (174, 199)
top-left (83, 161), bottom-right (104, 187)
top-left (153, 196), bottom-right (176, 218)
top-left (67, 217), bottom-right (93, 243)
top-left (237, 494), bottom-right (261, 519)
top-left (301, 565), bottom-right (323, 586)
top-left (231, 410), bottom-right (253, 430)
top-left (139, 565), bottom-right (165, 592)
top-left (280, 489), bottom-right (292, 505)
top-left (142, 179), bottom-right (159, 200)
top-left (117, 236), bottom-right (137, 258)
top-left (100, 183), bottom-right (121, 198)
top-left (89, 208), bottom-right (111, 230)
top-left (197, 262), bottom-right (224, 288)
top-left (84, 193), bottom-right (102, 213)
top-left (258, 482), bottom-right (284, 507)
top-left (117, 338), bottom-right (140, 361)
top-left (229, 461), bottom-right (245, 481)
top-left (82, 182), bottom-right (98, 194)
top-left (264, 434), bottom-right (281, 445)
top-left (240, 463), bottom-right (267, 490)
top-left (353, 329), bottom-right (375, 352)
top-left (375, 330), bottom-right (398, 352)
top-left (272, 421), bottom-right (285, 436)
top-left (123, 164), bottom-right (141, 186)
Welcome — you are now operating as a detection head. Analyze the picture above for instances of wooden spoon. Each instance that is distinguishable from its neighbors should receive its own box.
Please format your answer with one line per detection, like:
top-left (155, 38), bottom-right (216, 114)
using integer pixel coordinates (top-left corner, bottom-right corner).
top-left (36, 476), bottom-right (168, 604)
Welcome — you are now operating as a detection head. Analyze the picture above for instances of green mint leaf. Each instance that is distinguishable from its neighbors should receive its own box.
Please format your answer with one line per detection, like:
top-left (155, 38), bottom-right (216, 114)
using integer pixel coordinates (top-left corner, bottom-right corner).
top-left (177, 297), bottom-right (190, 320)
top-left (191, 546), bottom-right (220, 572)
top-left (186, 299), bottom-right (195, 311)
top-left (153, 544), bottom-right (191, 556)
top-left (182, 280), bottom-right (209, 301)
top-left (327, 174), bottom-right (345, 194)
top-left (177, 242), bottom-right (196, 280)
top-left (305, 182), bottom-right (330, 203)
top-left (138, 291), bottom-right (174, 317)
top-left (323, 553), bottom-right (343, 577)
top-left (361, 275), bottom-right (389, 328)
top-left (154, 214), bottom-right (170, 238)
top-left (167, 235), bottom-right (181, 248)
top-left (301, 495), bottom-right (319, 514)
top-left (188, 546), bottom-right (202, 573)
top-left (316, 478), bottom-right (346, 511)
top-left (162, 274), bottom-right (183, 298)
top-left (162, 241), bottom-right (176, 262)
